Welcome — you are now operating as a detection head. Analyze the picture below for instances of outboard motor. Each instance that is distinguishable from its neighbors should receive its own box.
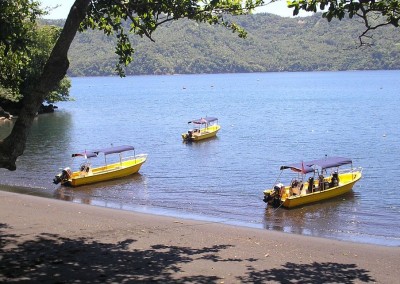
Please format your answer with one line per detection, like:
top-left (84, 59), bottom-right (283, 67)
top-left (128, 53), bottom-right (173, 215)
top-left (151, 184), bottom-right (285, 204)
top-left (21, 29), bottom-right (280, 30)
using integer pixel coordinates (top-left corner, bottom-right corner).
top-left (271, 184), bottom-right (283, 208)
top-left (53, 167), bottom-right (72, 184)
top-left (263, 192), bottom-right (271, 203)
top-left (272, 195), bottom-right (282, 208)
top-left (182, 131), bottom-right (193, 141)
top-left (264, 185), bottom-right (280, 203)
top-left (53, 175), bottom-right (61, 184)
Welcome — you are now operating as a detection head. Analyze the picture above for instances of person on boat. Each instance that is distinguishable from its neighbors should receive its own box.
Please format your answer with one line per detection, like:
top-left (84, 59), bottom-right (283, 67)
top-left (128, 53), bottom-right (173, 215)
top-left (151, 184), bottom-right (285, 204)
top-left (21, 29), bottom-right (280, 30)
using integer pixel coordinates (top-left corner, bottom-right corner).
top-left (290, 179), bottom-right (301, 196)
top-left (318, 174), bottom-right (325, 191)
top-left (307, 176), bottom-right (314, 193)
top-left (299, 183), bottom-right (306, 196)
top-left (330, 171), bottom-right (339, 187)
top-left (79, 163), bottom-right (91, 177)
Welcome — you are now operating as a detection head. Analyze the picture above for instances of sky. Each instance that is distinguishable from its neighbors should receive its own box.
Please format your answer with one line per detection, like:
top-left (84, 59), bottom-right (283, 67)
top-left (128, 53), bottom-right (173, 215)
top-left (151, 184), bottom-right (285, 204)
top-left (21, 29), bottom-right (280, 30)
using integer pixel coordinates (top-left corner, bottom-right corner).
top-left (39, 0), bottom-right (311, 19)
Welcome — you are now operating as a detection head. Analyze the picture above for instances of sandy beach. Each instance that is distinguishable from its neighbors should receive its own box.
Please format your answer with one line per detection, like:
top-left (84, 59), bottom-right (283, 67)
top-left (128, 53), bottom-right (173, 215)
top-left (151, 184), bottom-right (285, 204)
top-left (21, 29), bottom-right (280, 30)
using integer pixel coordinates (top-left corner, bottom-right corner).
top-left (0, 190), bottom-right (399, 283)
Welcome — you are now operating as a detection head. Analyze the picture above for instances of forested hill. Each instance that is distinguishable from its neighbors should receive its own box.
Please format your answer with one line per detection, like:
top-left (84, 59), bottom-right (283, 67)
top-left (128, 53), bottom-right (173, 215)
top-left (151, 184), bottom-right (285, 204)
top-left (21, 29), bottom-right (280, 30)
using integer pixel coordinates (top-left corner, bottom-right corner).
top-left (50, 13), bottom-right (400, 77)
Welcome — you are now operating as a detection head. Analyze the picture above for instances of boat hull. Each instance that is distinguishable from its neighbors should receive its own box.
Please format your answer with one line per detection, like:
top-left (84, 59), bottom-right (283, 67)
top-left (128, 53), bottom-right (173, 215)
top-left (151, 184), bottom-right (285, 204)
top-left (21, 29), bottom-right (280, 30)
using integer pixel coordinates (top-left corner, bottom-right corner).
top-left (63, 155), bottom-right (147, 187)
top-left (264, 171), bottom-right (362, 208)
top-left (182, 125), bottom-right (220, 141)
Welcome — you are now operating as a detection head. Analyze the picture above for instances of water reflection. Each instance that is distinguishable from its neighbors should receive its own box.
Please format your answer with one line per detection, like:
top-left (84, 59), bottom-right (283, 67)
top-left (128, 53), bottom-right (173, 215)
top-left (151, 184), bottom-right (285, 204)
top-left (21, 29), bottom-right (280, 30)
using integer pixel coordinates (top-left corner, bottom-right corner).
top-left (53, 173), bottom-right (148, 207)
top-left (55, 187), bottom-right (93, 204)
top-left (263, 192), bottom-right (357, 237)
top-left (0, 112), bottom-right (74, 189)
top-left (182, 136), bottom-right (219, 146)
top-left (0, 183), bottom-right (53, 198)
top-left (0, 119), bottom-right (14, 139)
top-left (2, 72), bottom-right (400, 246)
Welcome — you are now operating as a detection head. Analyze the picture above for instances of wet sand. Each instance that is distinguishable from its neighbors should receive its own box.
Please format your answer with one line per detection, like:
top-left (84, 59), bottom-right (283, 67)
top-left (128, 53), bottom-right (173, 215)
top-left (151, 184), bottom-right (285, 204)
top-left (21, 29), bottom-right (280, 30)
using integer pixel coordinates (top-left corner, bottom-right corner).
top-left (1, 190), bottom-right (399, 283)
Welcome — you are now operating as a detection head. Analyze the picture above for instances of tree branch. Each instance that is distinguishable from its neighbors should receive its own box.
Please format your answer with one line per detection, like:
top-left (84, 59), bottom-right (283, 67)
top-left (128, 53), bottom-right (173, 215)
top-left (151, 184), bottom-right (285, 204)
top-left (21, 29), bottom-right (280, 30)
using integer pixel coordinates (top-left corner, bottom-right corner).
top-left (0, 0), bottom-right (92, 170)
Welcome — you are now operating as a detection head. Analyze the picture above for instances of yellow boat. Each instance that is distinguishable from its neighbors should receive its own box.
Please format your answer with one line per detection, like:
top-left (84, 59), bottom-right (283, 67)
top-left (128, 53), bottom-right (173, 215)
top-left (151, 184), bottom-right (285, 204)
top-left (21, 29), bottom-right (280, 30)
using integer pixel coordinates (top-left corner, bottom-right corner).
top-left (182, 117), bottom-right (220, 142)
top-left (53, 145), bottom-right (147, 187)
top-left (263, 157), bottom-right (362, 209)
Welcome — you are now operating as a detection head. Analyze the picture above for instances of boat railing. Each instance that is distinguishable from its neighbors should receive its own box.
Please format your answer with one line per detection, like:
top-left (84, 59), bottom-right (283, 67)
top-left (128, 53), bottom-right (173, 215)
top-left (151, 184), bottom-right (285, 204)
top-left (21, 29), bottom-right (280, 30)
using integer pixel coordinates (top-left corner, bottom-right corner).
top-left (336, 167), bottom-right (363, 181)
top-left (121, 154), bottom-right (148, 163)
top-left (337, 167), bottom-right (363, 174)
top-left (96, 154), bottom-right (147, 172)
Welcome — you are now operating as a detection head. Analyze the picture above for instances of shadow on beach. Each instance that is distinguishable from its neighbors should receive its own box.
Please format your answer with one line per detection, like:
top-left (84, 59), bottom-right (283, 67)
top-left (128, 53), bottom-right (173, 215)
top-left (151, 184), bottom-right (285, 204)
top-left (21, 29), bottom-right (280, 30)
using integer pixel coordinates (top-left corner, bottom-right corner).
top-left (0, 223), bottom-right (376, 283)
top-left (237, 262), bottom-right (375, 283)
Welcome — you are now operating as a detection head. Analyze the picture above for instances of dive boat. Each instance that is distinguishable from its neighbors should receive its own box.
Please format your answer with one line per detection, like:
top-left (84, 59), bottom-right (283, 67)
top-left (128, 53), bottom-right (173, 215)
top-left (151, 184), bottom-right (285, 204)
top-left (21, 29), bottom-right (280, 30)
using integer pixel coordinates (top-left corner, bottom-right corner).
top-left (263, 156), bottom-right (362, 209)
top-left (53, 145), bottom-right (147, 187)
top-left (182, 117), bottom-right (220, 142)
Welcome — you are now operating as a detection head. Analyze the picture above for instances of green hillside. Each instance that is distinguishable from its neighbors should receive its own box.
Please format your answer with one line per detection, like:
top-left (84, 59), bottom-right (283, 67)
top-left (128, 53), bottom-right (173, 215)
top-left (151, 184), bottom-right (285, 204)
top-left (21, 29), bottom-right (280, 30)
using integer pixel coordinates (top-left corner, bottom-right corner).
top-left (57, 13), bottom-right (400, 76)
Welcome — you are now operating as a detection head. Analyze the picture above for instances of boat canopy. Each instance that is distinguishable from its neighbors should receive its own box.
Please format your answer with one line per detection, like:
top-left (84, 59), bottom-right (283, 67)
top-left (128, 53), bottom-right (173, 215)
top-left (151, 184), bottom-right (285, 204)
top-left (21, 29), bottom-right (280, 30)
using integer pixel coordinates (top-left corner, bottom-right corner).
top-left (308, 157), bottom-right (352, 169)
top-left (188, 117), bottom-right (218, 125)
top-left (72, 145), bottom-right (134, 158)
top-left (93, 145), bottom-right (135, 156)
top-left (280, 157), bottom-right (353, 174)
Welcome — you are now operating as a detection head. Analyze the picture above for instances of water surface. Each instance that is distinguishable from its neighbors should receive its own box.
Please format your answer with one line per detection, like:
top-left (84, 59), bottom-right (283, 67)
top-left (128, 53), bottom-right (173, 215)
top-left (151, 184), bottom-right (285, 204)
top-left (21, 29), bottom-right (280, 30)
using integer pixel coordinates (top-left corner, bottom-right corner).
top-left (1, 70), bottom-right (399, 246)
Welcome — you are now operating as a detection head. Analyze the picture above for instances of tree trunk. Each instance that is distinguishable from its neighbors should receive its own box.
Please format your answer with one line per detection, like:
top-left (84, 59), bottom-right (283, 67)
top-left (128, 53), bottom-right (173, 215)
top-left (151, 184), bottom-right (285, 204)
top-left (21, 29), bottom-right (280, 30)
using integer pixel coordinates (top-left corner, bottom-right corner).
top-left (0, 0), bottom-right (91, 170)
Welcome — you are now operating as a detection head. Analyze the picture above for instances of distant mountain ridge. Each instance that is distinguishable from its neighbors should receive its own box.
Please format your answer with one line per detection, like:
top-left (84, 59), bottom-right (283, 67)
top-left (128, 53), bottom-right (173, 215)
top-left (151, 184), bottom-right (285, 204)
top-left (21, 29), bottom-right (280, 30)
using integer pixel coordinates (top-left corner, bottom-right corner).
top-left (48, 13), bottom-right (400, 76)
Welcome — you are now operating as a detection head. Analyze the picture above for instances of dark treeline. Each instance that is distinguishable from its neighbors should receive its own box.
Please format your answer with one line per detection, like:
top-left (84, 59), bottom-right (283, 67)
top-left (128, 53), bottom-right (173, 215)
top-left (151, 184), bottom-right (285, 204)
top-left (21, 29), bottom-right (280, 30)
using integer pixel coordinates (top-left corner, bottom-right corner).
top-left (48, 13), bottom-right (400, 77)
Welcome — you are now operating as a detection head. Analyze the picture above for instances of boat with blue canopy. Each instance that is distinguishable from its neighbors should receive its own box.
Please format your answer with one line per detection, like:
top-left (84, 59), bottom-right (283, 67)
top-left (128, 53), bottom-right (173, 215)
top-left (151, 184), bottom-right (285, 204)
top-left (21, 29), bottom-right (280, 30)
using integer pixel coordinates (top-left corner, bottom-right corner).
top-left (53, 145), bottom-right (147, 187)
top-left (263, 156), bottom-right (362, 208)
top-left (182, 117), bottom-right (220, 142)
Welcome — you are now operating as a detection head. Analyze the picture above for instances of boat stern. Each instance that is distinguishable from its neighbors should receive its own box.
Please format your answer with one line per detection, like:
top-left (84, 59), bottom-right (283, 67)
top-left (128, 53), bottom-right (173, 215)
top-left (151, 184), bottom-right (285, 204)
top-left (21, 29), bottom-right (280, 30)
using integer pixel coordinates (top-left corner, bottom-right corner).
top-left (182, 131), bottom-right (193, 141)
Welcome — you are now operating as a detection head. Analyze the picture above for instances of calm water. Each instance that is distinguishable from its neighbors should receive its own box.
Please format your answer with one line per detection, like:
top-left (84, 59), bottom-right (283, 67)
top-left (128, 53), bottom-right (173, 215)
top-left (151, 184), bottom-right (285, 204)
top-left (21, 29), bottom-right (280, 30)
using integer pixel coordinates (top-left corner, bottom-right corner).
top-left (1, 71), bottom-right (399, 246)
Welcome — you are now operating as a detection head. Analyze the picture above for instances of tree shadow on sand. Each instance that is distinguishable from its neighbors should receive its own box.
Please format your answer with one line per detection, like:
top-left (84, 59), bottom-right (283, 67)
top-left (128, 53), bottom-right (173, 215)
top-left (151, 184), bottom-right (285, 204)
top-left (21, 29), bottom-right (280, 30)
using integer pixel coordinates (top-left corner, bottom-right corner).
top-left (238, 261), bottom-right (376, 284)
top-left (0, 223), bottom-right (234, 283)
top-left (0, 223), bottom-right (376, 283)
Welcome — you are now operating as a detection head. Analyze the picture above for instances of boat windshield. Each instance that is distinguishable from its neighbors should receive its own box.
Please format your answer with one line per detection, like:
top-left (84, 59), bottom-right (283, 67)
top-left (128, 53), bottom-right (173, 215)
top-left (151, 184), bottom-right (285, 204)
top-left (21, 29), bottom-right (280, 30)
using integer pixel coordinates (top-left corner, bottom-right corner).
top-left (93, 145), bottom-right (135, 156)
top-left (72, 145), bottom-right (135, 158)
top-left (188, 117), bottom-right (218, 125)
top-left (71, 151), bottom-right (97, 158)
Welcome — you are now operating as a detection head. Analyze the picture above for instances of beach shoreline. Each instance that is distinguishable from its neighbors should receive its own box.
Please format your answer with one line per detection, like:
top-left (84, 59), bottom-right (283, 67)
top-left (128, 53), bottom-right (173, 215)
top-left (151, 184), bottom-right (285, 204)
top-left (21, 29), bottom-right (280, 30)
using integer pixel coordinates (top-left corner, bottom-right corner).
top-left (1, 190), bottom-right (399, 283)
